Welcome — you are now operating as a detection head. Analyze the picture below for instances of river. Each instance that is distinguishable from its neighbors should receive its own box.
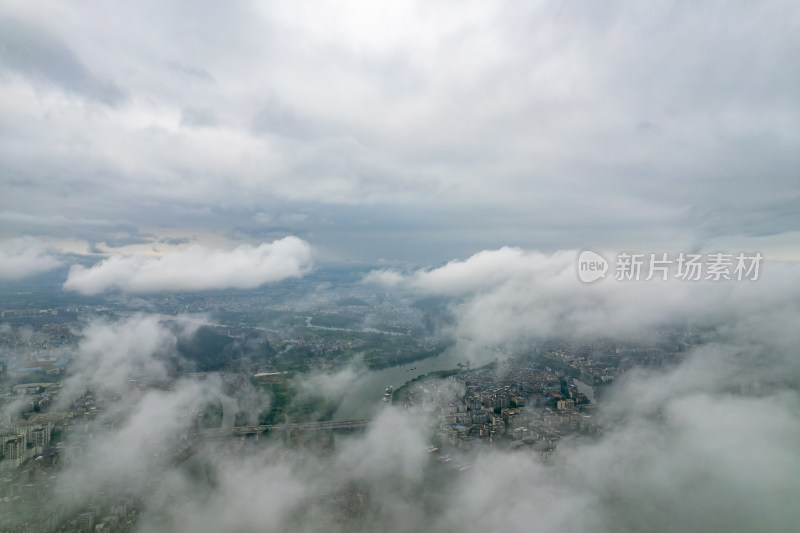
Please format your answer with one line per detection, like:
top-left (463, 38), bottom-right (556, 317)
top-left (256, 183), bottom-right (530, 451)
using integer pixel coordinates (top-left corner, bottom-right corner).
top-left (333, 352), bottom-right (599, 420)
top-left (305, 316), bottom-right (405, 336)
top-left (332, 348), bottom-right (468, 420)
top-left (572, 377), bottom-right (596, 403)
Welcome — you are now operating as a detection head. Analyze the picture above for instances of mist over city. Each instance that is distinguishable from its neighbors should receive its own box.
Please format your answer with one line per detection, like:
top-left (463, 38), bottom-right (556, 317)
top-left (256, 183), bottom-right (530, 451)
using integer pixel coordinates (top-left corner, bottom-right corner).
top-left (1, 1), bottom-right (799, 532)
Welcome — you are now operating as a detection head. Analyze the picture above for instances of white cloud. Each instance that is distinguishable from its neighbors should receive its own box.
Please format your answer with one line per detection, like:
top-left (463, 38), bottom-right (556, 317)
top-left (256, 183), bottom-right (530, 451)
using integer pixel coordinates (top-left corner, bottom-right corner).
top-left (367, 247), bottom-right (800, 361)
top-left (53, 379), bottom-right (218, 501)
top-left (362, 268), bottom-right (405, 287)
top-left (58, 314), bottom-right (203, 402)
top-left (0, 237), bottom-right (62, 279)
top-left (407, 247), bottom-right (570, 295)
top-left (63, 236), bottom-right (312, 294)
top-left (294, 362), bottom-right (368, 404)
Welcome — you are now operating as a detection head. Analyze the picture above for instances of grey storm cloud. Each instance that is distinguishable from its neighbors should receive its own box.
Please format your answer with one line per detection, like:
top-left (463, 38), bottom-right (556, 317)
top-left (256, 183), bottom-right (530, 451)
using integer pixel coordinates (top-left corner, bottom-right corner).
top-left (158, 236), bottom-right (192, 246)
top-left (0, 16), bottom-right (125, 105)
top-left (0, 0), bottom-right (797, 262)
top-left (180, 106), bottom-right (220, 128)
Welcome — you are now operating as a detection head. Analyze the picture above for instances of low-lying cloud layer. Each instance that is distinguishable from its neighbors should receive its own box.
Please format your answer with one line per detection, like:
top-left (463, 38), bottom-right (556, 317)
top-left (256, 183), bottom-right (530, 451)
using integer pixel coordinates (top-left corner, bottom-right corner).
top-left (58, 314), bottom-right (201, 402)
top-left (49, 321), bottom-right (800, 533)
top-left (63, 236), bottom-right (312, 294)
top-left (366, 247), bottom-right (799, 360)
top-left (5, 247), bottom-right (800, 531)
top-left (0, 237), bottom-right (62, 280)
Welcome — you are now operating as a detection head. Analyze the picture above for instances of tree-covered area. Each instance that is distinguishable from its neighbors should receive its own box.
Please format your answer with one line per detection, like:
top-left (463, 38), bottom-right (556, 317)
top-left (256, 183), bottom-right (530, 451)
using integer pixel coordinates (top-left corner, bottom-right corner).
top-left (336, 297), bottom-right (368, 307)
top-left (275, 328), bottom-right (448, 372)
top-left (307, 314), bottom-right (361, 329)
top-left (169, 324), bottom-right (277, 373)
top-left (254, 374), bottom-right (337, 425)
top-left (176, 327), bottom-right (239, 371)
top-left (158, 314), bottom-right (449, 378)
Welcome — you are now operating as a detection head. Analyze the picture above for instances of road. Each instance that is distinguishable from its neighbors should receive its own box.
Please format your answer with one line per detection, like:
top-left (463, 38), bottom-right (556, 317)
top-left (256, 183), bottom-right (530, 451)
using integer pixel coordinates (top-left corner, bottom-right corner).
top-left (199, 418), bottom-right (370, 437)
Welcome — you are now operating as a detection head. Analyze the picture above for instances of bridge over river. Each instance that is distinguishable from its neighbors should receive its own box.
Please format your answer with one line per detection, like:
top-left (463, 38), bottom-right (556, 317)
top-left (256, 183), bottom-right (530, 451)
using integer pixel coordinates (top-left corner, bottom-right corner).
top-left (199, 418), bottom-right (370, 438)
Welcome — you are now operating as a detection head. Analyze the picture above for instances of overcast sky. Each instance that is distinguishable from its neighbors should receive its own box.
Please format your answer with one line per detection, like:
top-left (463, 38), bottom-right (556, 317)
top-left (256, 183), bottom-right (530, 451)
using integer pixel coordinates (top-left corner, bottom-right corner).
top-left (1, 0), bottom-right (799, 275)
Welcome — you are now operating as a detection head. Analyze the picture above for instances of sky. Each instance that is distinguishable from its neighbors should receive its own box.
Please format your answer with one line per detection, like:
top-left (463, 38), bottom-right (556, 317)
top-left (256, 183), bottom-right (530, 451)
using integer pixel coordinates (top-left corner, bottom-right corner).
top-left (1, 0), bottom-right (799, 278)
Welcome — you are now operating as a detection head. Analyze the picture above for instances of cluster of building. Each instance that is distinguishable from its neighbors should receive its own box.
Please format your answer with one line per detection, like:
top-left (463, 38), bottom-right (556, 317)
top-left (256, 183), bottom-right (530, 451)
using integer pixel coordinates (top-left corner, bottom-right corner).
top-left (0, 382), bottom-right (67, 474)
top-left (535, 331), bottom-right (701, 385)
top-left (1, 422), bottom-right (53, 470)
top-left (0, 314), bottom-right (75, 380)
top-left (401, 361), bottom-right (600, 460)
top-left (58, 496), bottom-right (139, 532)
top-left (0, 383), bottom-right (145, 531)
